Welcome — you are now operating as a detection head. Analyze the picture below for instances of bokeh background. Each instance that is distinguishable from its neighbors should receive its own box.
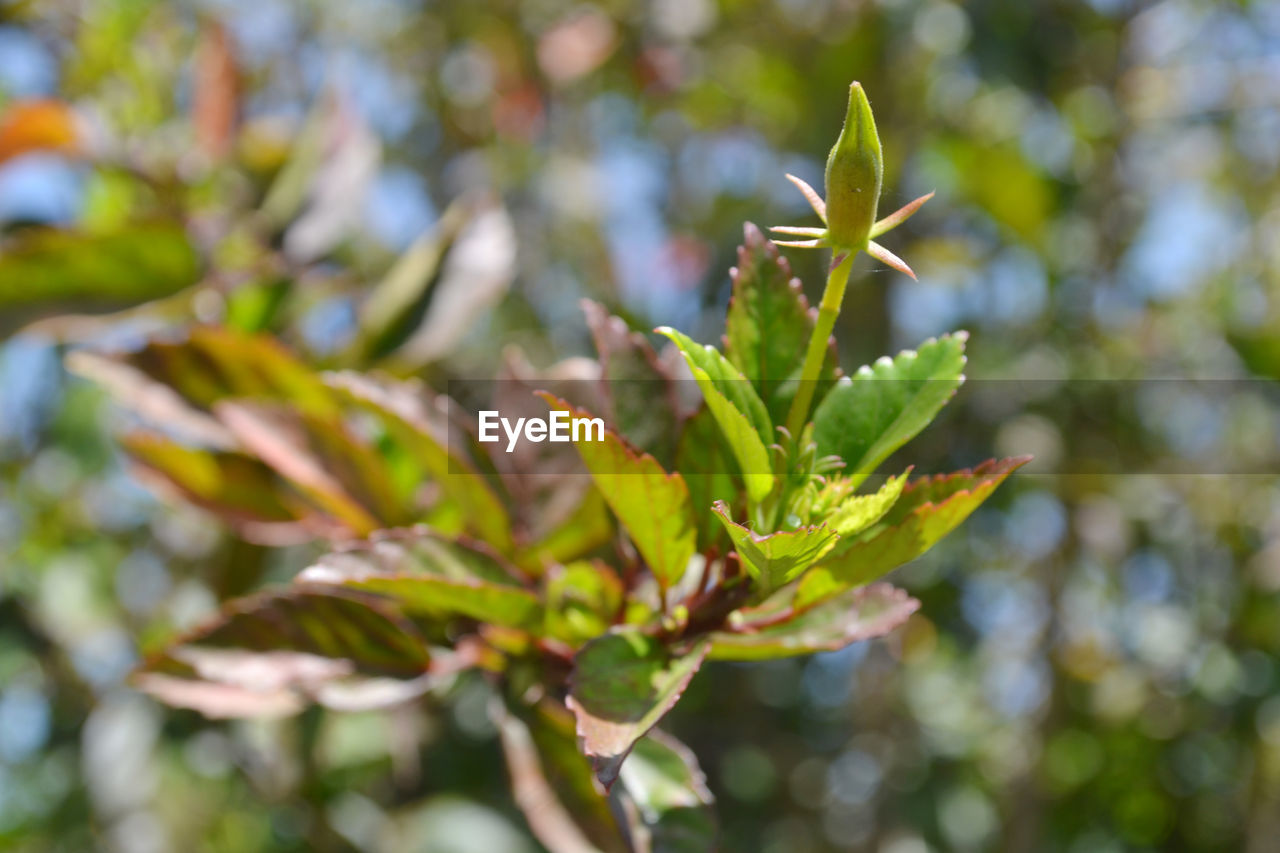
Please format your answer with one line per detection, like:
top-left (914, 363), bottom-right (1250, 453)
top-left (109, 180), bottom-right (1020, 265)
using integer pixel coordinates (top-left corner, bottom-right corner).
top-left (3, 0), bottom-right (1280, 851)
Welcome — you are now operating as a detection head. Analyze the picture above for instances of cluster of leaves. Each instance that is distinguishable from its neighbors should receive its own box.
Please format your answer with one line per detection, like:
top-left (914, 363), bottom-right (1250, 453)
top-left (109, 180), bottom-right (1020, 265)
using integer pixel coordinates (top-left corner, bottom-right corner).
top-left (75, 218), bottom-right (1024, 849)
top-left (1, 30), bottom-right (1023, 843)
top-left (8, 3), bottom-right (1280, 850)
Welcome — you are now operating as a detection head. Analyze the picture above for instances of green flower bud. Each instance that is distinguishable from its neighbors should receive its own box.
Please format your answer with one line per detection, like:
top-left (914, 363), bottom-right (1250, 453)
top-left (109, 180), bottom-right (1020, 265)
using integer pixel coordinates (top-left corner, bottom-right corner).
top-left (823, 81), bottom-right (883, 250)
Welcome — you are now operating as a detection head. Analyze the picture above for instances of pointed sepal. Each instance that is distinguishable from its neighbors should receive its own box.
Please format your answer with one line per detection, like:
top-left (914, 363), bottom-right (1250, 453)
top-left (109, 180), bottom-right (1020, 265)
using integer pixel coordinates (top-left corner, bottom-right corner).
top-left (870, 191), bottom-right (934, 238)
top-left (769, 226), bottom-right (826, 237)
top-left (866, 240), bottom-right (916, 279)
top-left (784, 173), bottom-right (827, 222)
top-left (772, 239), bottom-right (823, 248)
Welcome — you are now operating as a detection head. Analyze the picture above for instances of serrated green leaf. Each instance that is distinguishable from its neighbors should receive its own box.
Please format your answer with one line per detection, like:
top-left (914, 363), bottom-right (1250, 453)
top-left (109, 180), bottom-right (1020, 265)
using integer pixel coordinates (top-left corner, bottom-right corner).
top-left (568, 630), bottom-right (710, 790)
top-left (338, 574), bottom-right (542, 630)
top-left (326, 371), bottom-right (513, 553)
top-left (823, 469), bottom-right (909, 539)
top-left (618, 731), bottom-right (717, 853)
top-left (300, 528), bottom-right (538, 630)
top-left (712, 501), bottom-right (837, 593)
top-left (134, 586), bottom-right (431, 718)
top-left (216, 400), bottom-right (408, 536)
top-left (303, 527), bottom-right (525, 587)
top-left (656, 327), bottom-right (774, 503)
top-left (67, 349), bottom-right (235, 448)
top-left (656, 326), bottom-right (771, 446)
top-left (708, 583), bottom-right (918, 661)
top-left (540, 394), bottom-right (696, 595)
top-left (82, 331), bottom-right (433, 539)
top-left (125, 326), bottom-right (337, 414)
top-left (795, 457), bottom-right (1029, 611)
top-left (724, 223), bottom-right (837, 425)
top-left (68, 327), bottom-right (340, 466)
top-left (813, 333), bottom-right (967, 487)
top-left (122, 431), bottom-right (297, 523)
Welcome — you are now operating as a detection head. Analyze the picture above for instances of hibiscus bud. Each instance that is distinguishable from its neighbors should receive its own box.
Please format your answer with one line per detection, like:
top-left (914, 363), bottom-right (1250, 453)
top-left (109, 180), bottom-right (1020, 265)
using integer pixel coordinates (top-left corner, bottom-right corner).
top-left (823, 81), bottom-right (883, 250)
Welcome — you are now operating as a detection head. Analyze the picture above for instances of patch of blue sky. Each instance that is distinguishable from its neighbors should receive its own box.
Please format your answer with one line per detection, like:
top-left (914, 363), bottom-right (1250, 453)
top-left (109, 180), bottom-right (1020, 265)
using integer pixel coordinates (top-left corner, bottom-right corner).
top-left (1003, 491), bottom-right (1068, 562)
top-left (984, 247), bottom-right (1049, 325)
top-left (1120, 182), bottom-right (1246, 301)
top-left (329, 48), bottom-right (418, 143)
top-left (982, 655), bottom-right (1050, 718)
top-left (770, 153), bottom-right (824, 214)
top-left (598, 140), bottom-right (699, 325)
top-left (365, 166), bottom-right (436, 251)
top-left (199, 0), bottom-right (298, 67)
top-left (0, 685), bottom-right (51, 764)
top-left (805, 643), bottom-right (869, 709)
top-left (299, 296), bottom-right (357, 356)
top-left (889, 276), bottom-right (965, 345)
top-left (1123, 549), bottom-right (1176, 604)
top-left (0, 155), bottom-right (83, 225)
top-left (70, 629), bottom-right (137, 691)
top-left (963, 572), bottom-right (1051, 644)
top-left (0, 27), bottom-right (56, 97)
top-left (0, 336), bottom-right (61, 454)
top-left (586, 93), bottom-right (640, 143)
top-left (676, 131), bottom-right (773, 208)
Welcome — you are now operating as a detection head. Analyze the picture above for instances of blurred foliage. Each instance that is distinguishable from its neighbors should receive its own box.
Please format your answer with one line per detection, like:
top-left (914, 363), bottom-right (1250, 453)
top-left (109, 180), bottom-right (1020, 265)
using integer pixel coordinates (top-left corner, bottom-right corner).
top-left (2, 0), bottom-right (1280, 852)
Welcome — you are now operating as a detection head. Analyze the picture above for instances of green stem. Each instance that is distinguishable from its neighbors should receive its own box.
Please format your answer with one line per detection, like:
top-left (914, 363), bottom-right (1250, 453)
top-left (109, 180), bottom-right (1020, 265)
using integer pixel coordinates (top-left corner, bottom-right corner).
top-left (784, 251), bottom-right (853, 438)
